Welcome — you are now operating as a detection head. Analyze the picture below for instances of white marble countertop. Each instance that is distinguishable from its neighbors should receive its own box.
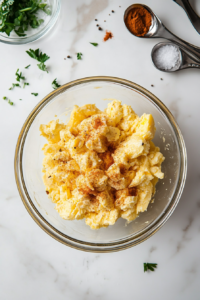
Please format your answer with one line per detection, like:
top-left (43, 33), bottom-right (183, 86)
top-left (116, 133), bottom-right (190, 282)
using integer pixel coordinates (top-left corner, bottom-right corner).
top-left (1, 0), bottom-right (200, 299)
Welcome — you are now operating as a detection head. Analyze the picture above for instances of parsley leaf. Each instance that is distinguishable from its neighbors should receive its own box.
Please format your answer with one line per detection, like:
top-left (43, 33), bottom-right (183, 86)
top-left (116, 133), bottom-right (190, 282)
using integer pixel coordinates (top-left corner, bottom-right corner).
top-left (90, 43), bottom-right (98, 46)
top-left (37, 62), bottom-right (48, 73)
top-left (23, 82), bottom-right (29, 88)
top-left (31, 93), bottom-right (38, 96)
top-left (8, 99), bottom-right (14, 106)
top-left (52, 78), bottom-right (61, 90)
top-left (3, 96), bottom-right (7, 100)
top-left (16, 69), bottom-right (25, 82)
top-left (26, 48), bottom-right (50, 72)
top-left (77, 53), bottom-right (83, 60)
top-left (9, 83), bottom-right (21, 90)
top-left (144, 263), bottom-right (157, 272)
top-left (25, 65), bottom-right (31, 69)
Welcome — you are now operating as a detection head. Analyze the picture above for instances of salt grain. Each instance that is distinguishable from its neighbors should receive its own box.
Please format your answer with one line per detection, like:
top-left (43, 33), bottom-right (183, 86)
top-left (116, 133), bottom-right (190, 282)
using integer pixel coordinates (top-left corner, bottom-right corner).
top-left (153, 45), bottom-right (180, 70)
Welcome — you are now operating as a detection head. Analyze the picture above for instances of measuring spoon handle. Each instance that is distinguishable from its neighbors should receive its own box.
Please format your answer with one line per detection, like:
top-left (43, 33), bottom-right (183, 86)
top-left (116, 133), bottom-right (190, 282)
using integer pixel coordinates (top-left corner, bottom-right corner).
top-left (155, 22), bottom-right (200, 62)
top-left (173, 0), bottom-right (200, 34)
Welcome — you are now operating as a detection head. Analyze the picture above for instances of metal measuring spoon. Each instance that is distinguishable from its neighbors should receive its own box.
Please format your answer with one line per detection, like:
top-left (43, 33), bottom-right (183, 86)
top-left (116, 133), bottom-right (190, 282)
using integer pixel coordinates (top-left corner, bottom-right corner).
top-left (124, 4), bottom-right (200, 62)
top-left (173, 0), bottom-right (200, 35)
top-left (151, 42), bottom-right (200, 72)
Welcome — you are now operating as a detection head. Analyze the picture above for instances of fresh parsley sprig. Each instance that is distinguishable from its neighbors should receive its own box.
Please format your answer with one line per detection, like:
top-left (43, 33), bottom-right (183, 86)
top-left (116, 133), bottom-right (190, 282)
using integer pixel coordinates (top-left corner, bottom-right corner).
top-left (144, 263), bottom-right (157, 272)
top-left (52, 78), bottom-right (61, 90)
top-left (23, 82), bottom-right (29, 88)
top-left (90, 43), bottom-right (98, 46)
top-left (77, 52), bottom-right (83, 60)
top-left (9, 83), bottom-right (21, 90)
top-left (16, 69), bottom-right (25, 82)
top-left (26, 48), bottom-right (50, 72)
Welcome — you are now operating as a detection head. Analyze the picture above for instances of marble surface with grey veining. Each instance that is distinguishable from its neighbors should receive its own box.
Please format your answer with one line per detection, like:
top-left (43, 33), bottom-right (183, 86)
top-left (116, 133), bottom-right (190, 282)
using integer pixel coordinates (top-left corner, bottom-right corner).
top-left (0, 0), bottom-right (200, 299)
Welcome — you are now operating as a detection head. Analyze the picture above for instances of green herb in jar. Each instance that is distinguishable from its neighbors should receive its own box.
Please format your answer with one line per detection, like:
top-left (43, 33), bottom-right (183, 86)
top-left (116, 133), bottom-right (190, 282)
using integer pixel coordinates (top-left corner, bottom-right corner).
top-left (0, 0), bottom-right (51, 37)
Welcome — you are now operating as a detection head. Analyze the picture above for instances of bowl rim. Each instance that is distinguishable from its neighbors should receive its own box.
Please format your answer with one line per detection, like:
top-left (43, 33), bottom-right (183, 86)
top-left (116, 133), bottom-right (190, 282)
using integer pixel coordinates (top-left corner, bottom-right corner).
top-left (0, 0), bottom-right (61, 45)
top-left (14, 76), bottom-right (187, 252)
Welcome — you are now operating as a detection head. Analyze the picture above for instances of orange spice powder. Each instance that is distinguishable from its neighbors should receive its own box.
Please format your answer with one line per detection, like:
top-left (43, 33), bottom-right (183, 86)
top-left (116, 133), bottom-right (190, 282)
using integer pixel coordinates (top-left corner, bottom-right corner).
top-left (125, 7), bottom-right (152, 37)
top-left (104, 31), bottom-right (113, 41)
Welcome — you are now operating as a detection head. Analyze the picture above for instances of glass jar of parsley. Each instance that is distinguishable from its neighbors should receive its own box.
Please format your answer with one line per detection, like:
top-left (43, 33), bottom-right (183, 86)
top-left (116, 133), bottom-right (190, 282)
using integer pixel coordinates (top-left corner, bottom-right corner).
top-left (0, 0), bottom-right (61, 45)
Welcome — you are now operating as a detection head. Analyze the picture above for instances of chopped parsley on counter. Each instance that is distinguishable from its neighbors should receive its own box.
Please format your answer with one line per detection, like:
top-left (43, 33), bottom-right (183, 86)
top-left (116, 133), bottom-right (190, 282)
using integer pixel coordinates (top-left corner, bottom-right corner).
top-left (31, 93), bottom-right (38, 96)
top-left (52, 78), bottom-right (61, 90)
top-left (90, 43), bottom-right (98, 46)
top-left (77, 53), bottom-right (82, 60)
top-left (26, 48), bottom-right (50, 72)
top-left (144, 263), bottom-right (157, 272)
top-left (16, 69), bottom-right (25, 81)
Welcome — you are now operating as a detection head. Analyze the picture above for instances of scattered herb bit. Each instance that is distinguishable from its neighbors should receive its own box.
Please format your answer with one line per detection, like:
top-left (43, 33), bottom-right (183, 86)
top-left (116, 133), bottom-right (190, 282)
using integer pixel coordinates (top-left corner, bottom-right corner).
top-left (25, 65), bottom-right (31, 69)
top-left (0, 0), bottom-right (51, 37)
top-left (26, 48), bottom-right (50, 72)
top-left (52, 78), bottom-right (61, 90)
top-left (144, 263), bottom-right (157, 272)
top-left (16, 69), bottom-right (25, 82)
top-left (67, 55), bottom-right (71, 58)
top-left (37, 62), bottom-right (48, 72)
top-left (31, 93), bottom-right (38, 96)
top-left (8, 99), bottom-right (14, 106)
top-left (3, 96), bottom-right (7, 100)
top-left (90, 42), bottom-right (98, 47)
top-left (23, 82), bottom-right (29, 88)
top-left (19, 99), bottom-right (22, 100)
top-left (9, 83), bottom-right (21, 90)
top-left (77, 53), bottom-right (83, 60)
top-left (98, 27), bottom-right (102, 31)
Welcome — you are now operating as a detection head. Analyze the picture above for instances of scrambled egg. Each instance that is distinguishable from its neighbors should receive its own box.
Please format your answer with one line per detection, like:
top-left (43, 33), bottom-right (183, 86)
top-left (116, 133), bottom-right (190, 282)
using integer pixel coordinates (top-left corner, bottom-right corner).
top-left (40, 100), bottom-right (165, 229)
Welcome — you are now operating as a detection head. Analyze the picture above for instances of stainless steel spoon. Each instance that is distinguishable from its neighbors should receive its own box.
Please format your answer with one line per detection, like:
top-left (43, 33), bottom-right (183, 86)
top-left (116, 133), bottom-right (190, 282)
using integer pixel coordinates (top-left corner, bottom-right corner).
top-left (173, 0), bottom-right (200, 35)
top-left (151, 42), bottom-right (200, 72)
top-left (124, 4), bottom-right (200, 62)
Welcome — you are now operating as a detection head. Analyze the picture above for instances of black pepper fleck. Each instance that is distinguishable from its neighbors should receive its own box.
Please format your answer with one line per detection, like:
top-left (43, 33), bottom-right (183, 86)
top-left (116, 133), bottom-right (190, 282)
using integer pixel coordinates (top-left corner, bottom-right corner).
top-left (142, 143), bottom-right (144, 146)
top-left (67, 55), bottom-right (71, 58)
top-left (95, 19), bottom-right (98, 21)
top-left (59, 149), bottom-right (62, 152)
top-left (104, 20), bottom-right (106, 22)
top-left (64, 58), bottom-right (66, 60)
top-left (46, 191), bottom-right (49, 194)
top-left (151, 84), bottom-right (154, 87)
top-left (48, 176), bottom-right (51, 178)
top-left (98, 27), bottom-right (102, 30)
top-left (160, 78), bottom-right (163, 80)
top-left (112, 10), bottom-right (114, 13)
top-left (74, 147), bottom-right (76, 149)
top-left (96, 24), bottom-right (99, 27)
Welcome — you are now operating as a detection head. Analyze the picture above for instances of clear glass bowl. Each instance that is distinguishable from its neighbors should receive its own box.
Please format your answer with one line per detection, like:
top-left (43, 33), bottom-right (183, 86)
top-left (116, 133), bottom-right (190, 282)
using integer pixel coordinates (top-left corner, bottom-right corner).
top-left (15, 77), bottom-right (187, 252)
top-left (0, 0), bottom-right (61, 45)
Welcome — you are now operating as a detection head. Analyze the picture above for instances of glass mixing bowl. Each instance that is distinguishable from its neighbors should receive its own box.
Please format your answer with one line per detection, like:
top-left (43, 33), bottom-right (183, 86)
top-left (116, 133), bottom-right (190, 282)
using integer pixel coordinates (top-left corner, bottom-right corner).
top-left (15, 77), bottom-right (187, 252)
top-left (0, 0), bottom-right (61, 45)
